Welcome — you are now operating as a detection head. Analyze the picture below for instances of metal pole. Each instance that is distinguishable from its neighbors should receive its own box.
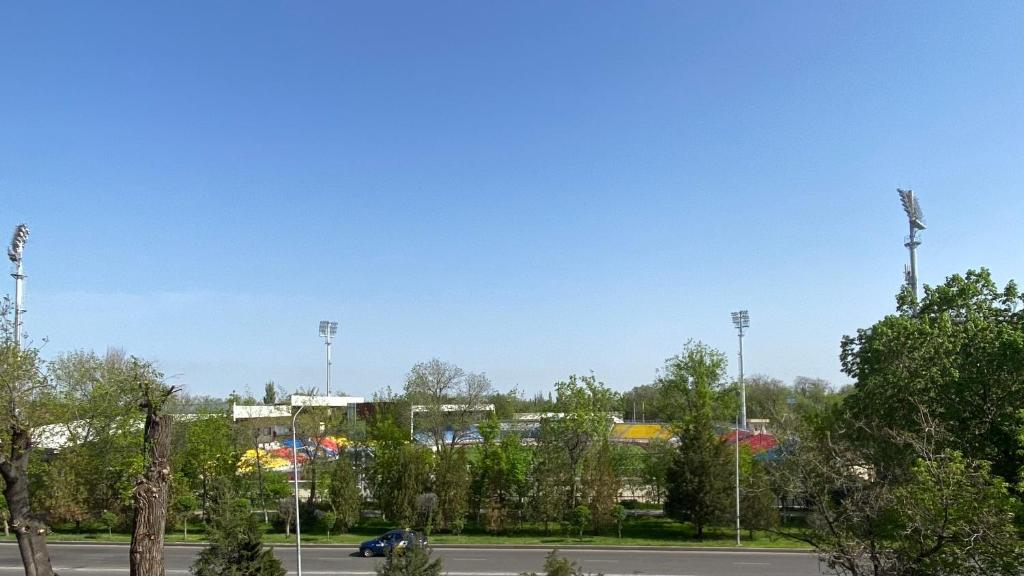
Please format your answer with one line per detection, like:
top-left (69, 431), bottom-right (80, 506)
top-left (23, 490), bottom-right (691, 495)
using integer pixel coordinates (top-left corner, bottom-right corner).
top-left (254, 429), bottom-right (268, 524)
top-left (735, 414), bottom-right (741, 546)
top-left (292, 405), bottom-right (306, 576)
top-left (738, 329), bottom-right (746, 430)
top-left (907, 222), bottom-right (919, 301)
top-left (11, 260), bottom-right (24, 349)
top-left (326, 336), bottom-right (332, 396)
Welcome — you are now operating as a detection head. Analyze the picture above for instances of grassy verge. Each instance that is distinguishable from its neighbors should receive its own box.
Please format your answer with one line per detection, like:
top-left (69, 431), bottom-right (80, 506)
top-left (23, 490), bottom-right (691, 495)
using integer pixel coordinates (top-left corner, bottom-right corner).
top-left (2, 518), bottom-right (812, 549)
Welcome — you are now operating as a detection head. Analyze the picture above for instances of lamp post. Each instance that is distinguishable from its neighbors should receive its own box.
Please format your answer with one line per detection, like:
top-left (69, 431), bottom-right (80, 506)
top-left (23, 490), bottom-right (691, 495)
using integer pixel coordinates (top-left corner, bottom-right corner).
top-left (318, 321), bottom-right (338, 396)
top-left (898, 189), bottom-right (927, 303)
top-left (291, 404), bottom-right (306, 576)
top-left (731, 310), bottom-right (750, 430)
top-left (8, 224), bottom-right (29, 349)
top-left (735, 413), bottom-right (741, 546)
top-left (288, 394), bottom-right (351, 576)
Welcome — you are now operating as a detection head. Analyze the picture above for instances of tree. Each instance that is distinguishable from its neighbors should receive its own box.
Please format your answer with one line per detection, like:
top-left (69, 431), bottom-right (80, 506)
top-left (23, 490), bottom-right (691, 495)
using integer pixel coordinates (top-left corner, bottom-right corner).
top-left (470, 416), bottom-right (530, 533)
top-left (769, 411), bottom-right (1023, 575)
top-left (46, 350), bottom-right (146, 526)
top-left (289, 399), bottom-right (343, 512)
top-left (327, 453), bottom-right (362, 534)
top-left (173, 412), bottom-right (238, 522)
top-left (569, 505), bottom-right (591, 540)
top-left (580, 440), bottom-right (620, 534)
top-left (173, 493), bottom-right (198, 541)
top-left (129, 358), bottom-right (178, 576)
top-left (659, 341), bottom-right (732, 539)
top-left (404, 359), bottom-right (492, 531)
top-left (552, 374), bottom-right (617, 512)
top-left (374, 539), bottom-right (441, 576)
top-left (99, 510), bottom-right (118, 538)
top-left (520, 550), bottom-right (601, 576)
top-left (642, 440), bottom-right (675, 504)
top-left (620, 384), bottom-right (663, 422)
top-left (841, 268), bottom-right (1024, 482)
top-left (530, 420), bottom-right (571, 532)
top-left (611, 505), bottom-right (627, 539)
top-left (190, 480), bottom-right (286, 576)
top-left (738, 450), bottom-right (778, 538)
top-left (738, 375), bottom-right (789, 422)
top-left (321, 511), bottom-right (337, 539)
top-left (368, 440), bottom-right (432, 526)
top-left (0, 299), bottom-right (57, 576)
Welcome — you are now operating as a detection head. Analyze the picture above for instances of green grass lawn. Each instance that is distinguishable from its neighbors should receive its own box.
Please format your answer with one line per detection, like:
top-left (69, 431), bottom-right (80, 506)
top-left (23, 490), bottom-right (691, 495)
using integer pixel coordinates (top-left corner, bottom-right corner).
top-left (9, 517), bottom-right (811, 549)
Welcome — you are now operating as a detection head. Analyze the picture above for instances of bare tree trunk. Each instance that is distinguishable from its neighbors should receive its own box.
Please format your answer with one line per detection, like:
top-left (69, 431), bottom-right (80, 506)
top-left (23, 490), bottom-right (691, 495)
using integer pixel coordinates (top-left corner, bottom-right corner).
top-left (129, 409), bottom-right (172, 576)
top-left (0, 427), bottom-right (55, 576)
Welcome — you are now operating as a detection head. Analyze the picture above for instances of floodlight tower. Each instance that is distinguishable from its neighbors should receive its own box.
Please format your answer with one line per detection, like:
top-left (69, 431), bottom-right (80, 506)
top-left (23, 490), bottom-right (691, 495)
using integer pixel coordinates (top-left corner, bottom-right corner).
top-left (318, 320), bottom-right (338, 395)
top-left (731, 310), bottom-right (750, 430)
top-left (898, 189), bottom-right (927, 302)
top-left (7, 224), bottom-right (29, 349)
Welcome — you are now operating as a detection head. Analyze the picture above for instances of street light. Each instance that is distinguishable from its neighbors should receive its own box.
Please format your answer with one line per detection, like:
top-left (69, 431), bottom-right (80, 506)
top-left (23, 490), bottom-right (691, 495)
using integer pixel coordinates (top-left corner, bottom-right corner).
top-left (898, 189), bottom-right (926, 302)
top-left (731, 310), bottom-right (750, 430)
top-left (735, 413), bottom-right (741, 546)
top-left (8, 224), bottom-right (29, 349)
top-left (289, 394), bottom-right (352, 576)
top-left (318, 320), bottom-right (338, 395)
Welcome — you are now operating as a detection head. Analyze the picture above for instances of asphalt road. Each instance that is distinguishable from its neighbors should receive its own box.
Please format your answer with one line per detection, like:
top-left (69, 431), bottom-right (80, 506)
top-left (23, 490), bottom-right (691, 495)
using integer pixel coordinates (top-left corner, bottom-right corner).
top-left (0, 543), bottom-right (829, 576)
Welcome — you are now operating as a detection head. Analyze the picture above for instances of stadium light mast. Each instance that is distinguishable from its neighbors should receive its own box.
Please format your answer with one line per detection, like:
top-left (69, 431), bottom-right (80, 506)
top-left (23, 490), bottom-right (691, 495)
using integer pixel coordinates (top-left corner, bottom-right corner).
top-left (731, 310), bottom-right (750, 430)
top-left (7, 224), bottom-right (29, 349)
top-left (898, 189), bottom-right (927, 302)
top-left (318, 320), bottom-right (338, 395)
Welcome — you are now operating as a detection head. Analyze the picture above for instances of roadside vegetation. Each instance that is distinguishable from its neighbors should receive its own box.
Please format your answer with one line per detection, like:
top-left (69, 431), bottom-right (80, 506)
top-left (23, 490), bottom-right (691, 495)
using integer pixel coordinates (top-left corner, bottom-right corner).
top-left (1, 268), bottom-right (1023, 576)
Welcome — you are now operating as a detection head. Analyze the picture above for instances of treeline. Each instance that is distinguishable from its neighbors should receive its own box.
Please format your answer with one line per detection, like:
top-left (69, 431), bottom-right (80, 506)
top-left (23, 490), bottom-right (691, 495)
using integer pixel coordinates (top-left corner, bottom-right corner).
top-left (3, 268), bottom-right (1024, 576)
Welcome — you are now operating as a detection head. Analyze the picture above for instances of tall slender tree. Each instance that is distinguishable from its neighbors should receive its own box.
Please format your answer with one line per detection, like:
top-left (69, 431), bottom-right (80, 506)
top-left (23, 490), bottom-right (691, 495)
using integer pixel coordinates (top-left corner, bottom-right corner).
top-left (659, 341), bottom-right (732, 539)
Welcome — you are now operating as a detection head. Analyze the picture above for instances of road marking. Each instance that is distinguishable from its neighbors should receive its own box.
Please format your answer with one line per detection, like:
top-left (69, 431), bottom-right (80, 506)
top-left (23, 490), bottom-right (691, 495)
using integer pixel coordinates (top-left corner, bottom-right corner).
top-left (0, 570), bottom-right (700, 576)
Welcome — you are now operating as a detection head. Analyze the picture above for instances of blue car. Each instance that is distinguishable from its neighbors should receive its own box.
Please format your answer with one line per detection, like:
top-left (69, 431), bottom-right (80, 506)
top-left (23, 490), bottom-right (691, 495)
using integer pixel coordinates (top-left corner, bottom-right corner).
top-left (359, 529), bottom-right (428, 557)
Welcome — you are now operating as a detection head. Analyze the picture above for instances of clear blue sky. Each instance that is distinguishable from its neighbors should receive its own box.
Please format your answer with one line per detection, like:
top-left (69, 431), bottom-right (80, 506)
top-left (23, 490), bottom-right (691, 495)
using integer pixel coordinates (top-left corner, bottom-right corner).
top-left (2, 2), bottom-right (1022, 400)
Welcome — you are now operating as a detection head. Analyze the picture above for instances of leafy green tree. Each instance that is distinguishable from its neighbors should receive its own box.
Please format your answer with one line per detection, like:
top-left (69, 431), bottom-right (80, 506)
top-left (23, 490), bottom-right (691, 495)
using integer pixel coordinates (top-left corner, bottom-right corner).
top-left (471, 417), bottom-right (531, 533)
top-left (620, 384), bottom-right (663, 422)
top-left (321, 511), bottom-right (337, 539)
top-left (519, 550), bottom-right (599, 576)
top-left (190, 481), bottom-right (285, 576)
top-left (552, 374), bottom-right (618, 512)
top-left (580, 440), bottom-right (620, 533)
top-left (404, 359), bottom-right (492, 532)
top-left (1, 299), bottom-right (58, 576)
top-left (770, 413), bottom-right (1023, 576)
top-left (99, 510), bottom-right (118, 537)
top-left (570, 505), bottom-right (591, 540)
top-left (530, 420), bottom-right (571, 531)
top-left (738, 450), bottom-right (778, 538)
top-left (841, 268), bottom-right (1024, 482)
top-left (173, 493), bottom-right (199, 541)
top-left (642, 440), bottom-right (675, 504)
top-left (611, 505), bottom-right (627, 539)
top-left (374, 539), bottom-right (442, 576)
top-left (737, 375), bottom-right (789, 422)
top-left (45, 350), bottom-right (147, 525)
top-left (368, 441), bottom-right (432, 526)
top-left (327, 453), bottom-right (362, 534)
top-left (659, 341), bottom-right (732, 539)
top-left (174, 412), bottom-right (240, 521)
